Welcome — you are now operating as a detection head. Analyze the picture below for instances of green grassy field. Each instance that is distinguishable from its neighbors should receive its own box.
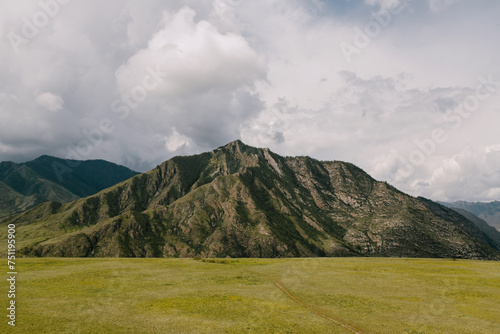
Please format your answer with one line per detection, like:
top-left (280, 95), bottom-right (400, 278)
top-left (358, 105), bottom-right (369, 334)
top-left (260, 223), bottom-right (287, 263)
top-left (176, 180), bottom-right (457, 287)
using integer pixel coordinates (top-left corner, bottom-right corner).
top-left (1, 257), bottom-right (499, 333)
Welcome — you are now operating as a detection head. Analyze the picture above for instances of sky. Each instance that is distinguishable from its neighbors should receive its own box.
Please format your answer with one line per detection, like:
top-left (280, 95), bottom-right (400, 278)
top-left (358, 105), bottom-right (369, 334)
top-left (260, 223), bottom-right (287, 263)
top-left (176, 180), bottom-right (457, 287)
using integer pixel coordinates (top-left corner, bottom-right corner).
top-left (1, 0), bottom-right (499, 202)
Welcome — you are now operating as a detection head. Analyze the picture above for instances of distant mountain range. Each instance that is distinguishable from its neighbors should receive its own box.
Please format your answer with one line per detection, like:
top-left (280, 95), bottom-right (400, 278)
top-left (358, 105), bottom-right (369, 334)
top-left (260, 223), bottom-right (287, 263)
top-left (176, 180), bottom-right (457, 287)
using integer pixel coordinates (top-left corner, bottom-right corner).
top-left (439, 201), bottom-right (500, 232)
top-left (0, 156), bottom-right (139, 217)
top-left (2, 140), bottom-right (499, 260)
top-left (445, 208), bottom-right (500, 249)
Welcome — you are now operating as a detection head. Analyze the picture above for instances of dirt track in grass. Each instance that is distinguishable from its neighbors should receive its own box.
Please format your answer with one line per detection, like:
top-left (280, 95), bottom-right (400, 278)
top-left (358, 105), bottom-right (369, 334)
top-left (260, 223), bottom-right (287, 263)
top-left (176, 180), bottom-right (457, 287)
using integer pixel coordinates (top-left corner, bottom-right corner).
top-left (242, 267), bottom-right (364, 333)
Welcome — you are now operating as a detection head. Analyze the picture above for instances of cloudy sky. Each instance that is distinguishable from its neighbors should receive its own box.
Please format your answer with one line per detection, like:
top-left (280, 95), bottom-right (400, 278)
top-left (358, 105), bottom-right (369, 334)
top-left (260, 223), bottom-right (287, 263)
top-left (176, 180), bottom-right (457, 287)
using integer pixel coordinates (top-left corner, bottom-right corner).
top-left (1, 0), bottom-right (499, 202)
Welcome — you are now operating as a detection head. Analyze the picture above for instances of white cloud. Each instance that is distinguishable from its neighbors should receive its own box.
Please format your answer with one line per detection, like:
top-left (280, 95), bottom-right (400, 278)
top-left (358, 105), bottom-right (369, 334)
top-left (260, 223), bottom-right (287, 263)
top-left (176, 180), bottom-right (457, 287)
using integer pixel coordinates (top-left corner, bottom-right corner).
top-left (35, 92), bottom-right (64, 111)
top-left (110, 5), bottom-right (266, 161)
top-left (244, 70), bottom-right (473, 161)
top-left (164, 128), bottom-right (191, 152)
top-left (115, 6), bottom-right (266, 96)
top-left (365, 0), bottom-right (403, 11)
top-left (428, 0), bottom-right (463, 12)
top-left (412, 145), bottom-right (500, 201)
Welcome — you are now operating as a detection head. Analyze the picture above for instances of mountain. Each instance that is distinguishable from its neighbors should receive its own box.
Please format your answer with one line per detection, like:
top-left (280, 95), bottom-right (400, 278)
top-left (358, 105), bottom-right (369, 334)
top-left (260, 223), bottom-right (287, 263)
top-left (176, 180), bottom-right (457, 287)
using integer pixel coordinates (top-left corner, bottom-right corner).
top-left (24, 155), bottom-right (141, 197)
top-left (0, 182), bottom-right (38, 217)
top-left (439, 201), bottom-right (500, 232)
top-left (1, 140), bottom-right (499, 260)
top-left (0, 156), bottom-right (139, 217)
top-left (448, 208), bottom-right (500, 248)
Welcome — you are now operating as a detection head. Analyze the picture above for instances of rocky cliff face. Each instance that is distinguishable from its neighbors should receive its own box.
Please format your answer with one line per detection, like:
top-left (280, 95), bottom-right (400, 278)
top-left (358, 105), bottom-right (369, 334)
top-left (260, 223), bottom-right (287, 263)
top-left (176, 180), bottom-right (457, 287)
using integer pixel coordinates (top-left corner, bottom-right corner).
top-left (3, 140), bottom-right (499, 260)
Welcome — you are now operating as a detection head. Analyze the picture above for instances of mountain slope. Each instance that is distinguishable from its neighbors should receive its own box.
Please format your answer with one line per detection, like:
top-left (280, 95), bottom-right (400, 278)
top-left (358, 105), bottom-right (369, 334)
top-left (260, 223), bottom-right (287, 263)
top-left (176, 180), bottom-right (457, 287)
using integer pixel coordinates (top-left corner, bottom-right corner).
top-left (0, 156), bottom-right (139, 217)
top-left (0, 162), bottom-right (79, 216)
top-left (417, 198), bottom-right (500, 252)
top-left (0, 182), bottom-right (39, 217)
top-left (449, 208), bottom-right (500, 248)
top-left (25, 155), bottom-right (140, 197)
top-left (439, 201), bottom-right (500, 232)
top-left (2, 141), bottom-right (499, 260)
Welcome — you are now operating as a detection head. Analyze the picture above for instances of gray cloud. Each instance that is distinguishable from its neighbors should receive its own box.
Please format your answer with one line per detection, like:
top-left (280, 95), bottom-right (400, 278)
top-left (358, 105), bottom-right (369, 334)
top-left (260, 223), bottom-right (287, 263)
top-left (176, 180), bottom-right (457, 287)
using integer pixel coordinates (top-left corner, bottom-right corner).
top-left (0, 0), bottom-right (499, 202)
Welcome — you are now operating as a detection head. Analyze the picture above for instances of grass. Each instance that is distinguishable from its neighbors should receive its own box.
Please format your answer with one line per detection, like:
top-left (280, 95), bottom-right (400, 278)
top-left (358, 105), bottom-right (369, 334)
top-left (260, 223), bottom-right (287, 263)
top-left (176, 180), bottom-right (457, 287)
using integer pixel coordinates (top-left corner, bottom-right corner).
top-left (1, 258), bottom-right (499, 333)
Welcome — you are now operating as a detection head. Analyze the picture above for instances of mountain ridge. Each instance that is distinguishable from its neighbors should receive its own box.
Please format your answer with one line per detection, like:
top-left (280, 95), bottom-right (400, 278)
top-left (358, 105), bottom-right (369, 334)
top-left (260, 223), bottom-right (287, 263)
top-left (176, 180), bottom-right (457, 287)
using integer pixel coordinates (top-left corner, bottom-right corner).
top-left (0, 155), bottom-right (139, 217)
top-left (439, 200), bottom-right (500, 232)
top-left (449, 208), bottom-right (500, 248)
top-left (2, 140), bottom-right (499, 260)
